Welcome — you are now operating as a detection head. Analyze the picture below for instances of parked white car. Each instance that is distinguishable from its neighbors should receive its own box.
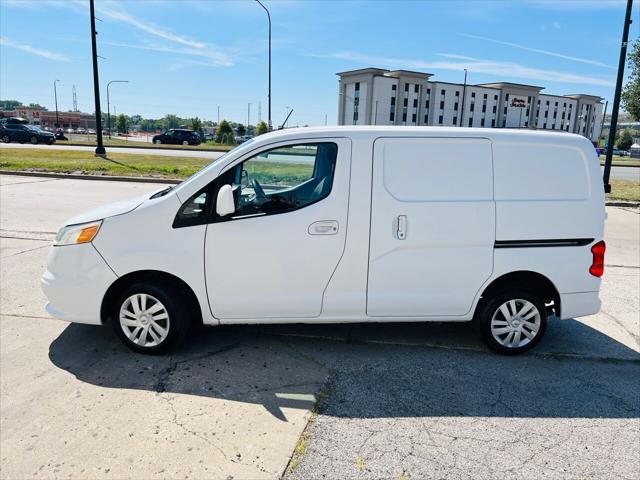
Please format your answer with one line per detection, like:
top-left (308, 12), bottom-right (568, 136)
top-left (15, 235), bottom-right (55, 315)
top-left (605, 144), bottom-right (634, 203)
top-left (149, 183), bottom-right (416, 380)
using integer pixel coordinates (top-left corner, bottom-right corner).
top-left (41, 127), bottom-right (606, 355)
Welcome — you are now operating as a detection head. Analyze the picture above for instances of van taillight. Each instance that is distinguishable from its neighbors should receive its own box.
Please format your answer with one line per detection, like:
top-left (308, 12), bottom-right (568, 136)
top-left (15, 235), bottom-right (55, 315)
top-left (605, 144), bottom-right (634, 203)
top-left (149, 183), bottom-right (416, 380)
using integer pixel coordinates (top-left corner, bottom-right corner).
top-left (589, 240), bottom-right (606, 277)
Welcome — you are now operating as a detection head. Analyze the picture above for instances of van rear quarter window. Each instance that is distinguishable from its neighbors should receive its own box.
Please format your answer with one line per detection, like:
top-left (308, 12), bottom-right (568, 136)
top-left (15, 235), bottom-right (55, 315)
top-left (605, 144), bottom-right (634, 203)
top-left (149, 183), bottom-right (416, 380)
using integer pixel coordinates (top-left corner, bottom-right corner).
top-left (493, 143), bottom-right (589, 201)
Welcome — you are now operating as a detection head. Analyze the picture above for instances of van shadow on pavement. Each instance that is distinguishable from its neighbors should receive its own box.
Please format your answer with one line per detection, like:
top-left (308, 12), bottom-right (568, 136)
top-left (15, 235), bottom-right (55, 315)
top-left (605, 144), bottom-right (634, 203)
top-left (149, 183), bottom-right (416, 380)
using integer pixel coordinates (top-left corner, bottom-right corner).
top-left (49, 320), bottom-right (640, 422)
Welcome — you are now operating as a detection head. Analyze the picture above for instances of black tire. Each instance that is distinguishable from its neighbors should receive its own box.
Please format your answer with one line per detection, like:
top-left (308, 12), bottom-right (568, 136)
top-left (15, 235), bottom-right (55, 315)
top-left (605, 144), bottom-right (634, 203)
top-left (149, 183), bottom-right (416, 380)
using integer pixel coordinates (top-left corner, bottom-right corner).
top-left (477, 289), bottom-right (547, 355)
top-left (1, 135), bottom-right (9, 143)
top-left (30, 136), bottom-right (38, 145)
top-left (111, 281), bottom-right (192, 354)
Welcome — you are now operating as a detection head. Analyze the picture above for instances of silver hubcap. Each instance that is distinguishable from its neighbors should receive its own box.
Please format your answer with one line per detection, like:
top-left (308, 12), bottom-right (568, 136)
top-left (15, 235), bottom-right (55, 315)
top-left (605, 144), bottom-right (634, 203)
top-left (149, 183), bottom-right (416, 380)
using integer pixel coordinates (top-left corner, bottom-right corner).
top-left (119, 293), bottom-right (170, 347)
top-left (490, 299), bottom-right (541, 348)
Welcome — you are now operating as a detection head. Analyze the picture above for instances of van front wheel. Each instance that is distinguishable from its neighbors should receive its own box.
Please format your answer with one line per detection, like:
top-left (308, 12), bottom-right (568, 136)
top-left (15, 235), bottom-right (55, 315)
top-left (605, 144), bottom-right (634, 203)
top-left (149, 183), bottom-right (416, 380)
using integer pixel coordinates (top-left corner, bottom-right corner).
top-left (477, 290), bottom-right (547, 355)
top-left (111, 281), bottom-right (190, 354)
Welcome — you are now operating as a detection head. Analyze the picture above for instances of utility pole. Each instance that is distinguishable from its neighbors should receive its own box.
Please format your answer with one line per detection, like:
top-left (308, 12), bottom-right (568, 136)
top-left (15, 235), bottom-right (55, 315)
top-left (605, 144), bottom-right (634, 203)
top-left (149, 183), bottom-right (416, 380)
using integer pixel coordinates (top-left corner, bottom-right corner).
top-left (247, 102), bottom-right (252, 127)
top-left (460, 68), bottom-right (467, 127)
top-left (89, 0), bottom-right (106, 156)
top-left (72, 85), bottom-right (78, 112)
top-left (256, 0), bottom-right (271, 130)
top-left (603, 0), bottom-right (633, 193)
top-left (217, 105), bottom-right (220, 125)
top-left (53, 79), bottom-right (60, 128)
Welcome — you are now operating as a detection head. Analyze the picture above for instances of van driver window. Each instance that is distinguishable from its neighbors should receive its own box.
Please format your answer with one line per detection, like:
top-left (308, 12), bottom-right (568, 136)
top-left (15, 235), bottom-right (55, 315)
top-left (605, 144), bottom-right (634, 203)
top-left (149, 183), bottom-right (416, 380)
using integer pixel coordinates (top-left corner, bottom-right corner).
top-left (226, 142), bottom-right (337, 219)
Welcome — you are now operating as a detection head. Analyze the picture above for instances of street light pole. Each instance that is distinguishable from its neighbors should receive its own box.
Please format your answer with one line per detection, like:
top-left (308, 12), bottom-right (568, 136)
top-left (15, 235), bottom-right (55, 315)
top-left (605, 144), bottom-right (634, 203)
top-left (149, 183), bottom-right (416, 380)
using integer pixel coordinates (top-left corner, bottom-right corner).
top-left (53, 79), bottom-right (60, 129)
top-left (89, 0), bottom-right (106, 156)
top-left (256, 0), bottom-right (271, 131)
top-left (247, 102), bottom-right (252, 127)
top-left (107, 80), bottom-right (129, 138)
top-left (460, 68), bottom-right (467, 127)
top-left (603, 0), bottom-right (633, 194)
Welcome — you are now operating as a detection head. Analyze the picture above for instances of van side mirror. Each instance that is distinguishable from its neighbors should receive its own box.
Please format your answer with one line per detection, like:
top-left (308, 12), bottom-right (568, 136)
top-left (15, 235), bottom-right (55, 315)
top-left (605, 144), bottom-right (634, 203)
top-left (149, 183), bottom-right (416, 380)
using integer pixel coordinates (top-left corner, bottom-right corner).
top-left (216, 184), bottom-right (235, 217)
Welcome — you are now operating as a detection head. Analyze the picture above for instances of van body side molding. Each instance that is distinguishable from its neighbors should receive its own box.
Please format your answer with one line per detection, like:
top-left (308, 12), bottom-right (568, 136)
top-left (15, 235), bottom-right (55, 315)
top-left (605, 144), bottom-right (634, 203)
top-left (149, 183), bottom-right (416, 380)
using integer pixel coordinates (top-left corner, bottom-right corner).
top-left (494, 238), bottom-right (594, 248)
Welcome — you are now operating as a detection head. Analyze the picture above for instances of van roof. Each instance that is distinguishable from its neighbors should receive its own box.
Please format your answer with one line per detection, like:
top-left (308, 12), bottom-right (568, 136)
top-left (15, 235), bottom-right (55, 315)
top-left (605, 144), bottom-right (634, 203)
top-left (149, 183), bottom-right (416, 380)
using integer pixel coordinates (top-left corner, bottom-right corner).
top-left (255, 125), bottom-right (591, 145)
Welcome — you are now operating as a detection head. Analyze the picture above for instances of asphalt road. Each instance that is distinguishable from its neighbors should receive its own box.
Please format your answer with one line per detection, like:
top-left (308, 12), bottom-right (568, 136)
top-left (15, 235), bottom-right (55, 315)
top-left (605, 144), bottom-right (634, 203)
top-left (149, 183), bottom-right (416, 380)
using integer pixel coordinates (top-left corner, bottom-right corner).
top-left (0, 142), bottom-right (226, 159)
top-left (1, 175), bottom-right (638, 479)
top-left (1, 143), bottom-right (639, 181)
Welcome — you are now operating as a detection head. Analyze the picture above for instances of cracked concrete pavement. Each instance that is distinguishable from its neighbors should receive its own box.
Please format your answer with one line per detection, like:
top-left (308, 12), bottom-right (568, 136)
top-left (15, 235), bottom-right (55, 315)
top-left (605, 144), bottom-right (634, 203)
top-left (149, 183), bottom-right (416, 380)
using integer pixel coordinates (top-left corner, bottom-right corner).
top-left (1, 174), bottom-right (639, 479)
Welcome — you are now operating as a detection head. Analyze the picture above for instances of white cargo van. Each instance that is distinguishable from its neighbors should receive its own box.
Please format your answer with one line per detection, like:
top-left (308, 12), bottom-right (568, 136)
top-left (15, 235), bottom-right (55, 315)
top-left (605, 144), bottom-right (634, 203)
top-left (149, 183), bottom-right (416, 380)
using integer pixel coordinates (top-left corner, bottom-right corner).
top-left (41, 127), bottom-right (606, 355)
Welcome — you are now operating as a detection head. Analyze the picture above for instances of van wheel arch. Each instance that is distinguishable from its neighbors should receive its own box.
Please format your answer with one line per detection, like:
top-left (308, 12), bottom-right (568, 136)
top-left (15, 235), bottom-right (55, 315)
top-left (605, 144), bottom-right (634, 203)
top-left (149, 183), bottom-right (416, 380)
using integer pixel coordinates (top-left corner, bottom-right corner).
top-left (475, 271), bottom-right (561, 320)
top-left (101, 270), bottom-right (203, 327)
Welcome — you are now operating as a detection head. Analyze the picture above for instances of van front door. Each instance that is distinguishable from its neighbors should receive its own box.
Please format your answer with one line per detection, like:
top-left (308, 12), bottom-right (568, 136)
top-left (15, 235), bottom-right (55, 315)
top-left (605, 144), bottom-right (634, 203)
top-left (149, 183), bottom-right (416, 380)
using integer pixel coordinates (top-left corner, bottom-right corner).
top-left (204, 139), bottom-right (351, 320)
top-left (367, 137), bottom-right (495, 317)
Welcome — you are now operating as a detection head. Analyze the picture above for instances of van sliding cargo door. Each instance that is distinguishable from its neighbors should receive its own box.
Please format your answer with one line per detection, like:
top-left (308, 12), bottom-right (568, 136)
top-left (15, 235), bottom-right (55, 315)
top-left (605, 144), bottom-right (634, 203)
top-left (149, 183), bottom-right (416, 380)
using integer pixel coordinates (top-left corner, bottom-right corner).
top-left (367, 137), bottom-right (495, 317)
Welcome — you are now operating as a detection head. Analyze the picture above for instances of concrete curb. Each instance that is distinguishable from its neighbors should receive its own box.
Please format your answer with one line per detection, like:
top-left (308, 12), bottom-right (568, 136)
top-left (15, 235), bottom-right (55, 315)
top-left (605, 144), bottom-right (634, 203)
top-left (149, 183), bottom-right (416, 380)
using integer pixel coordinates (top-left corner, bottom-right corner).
top-left (0, 170), bottom-right (180, 184)
top-left (63, 142), bottom-right (230, 153)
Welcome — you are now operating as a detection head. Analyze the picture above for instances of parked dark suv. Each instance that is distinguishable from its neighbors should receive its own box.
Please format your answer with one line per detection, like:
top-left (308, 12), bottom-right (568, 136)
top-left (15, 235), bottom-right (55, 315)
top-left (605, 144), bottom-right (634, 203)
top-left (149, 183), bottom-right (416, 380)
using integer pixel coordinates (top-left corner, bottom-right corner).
top-left (152, 129), bottom-right (201, 146)
top-left (0, 124), bottom-right (56, 145)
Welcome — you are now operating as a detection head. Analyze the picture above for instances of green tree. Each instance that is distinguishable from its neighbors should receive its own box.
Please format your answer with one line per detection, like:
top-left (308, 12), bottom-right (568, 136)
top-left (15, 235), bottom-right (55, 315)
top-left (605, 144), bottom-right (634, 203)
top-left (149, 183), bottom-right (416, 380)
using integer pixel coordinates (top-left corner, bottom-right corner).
top-left (0, 100), bottom-right (22, 110)
top-left (28, 103), bottom-right (46, 110)
top-left (191, 117), bottom-right (204, 135)
top-left (215, 119), bottom-right (233, 143)
top-left (255, 121), bottom-right (268, 135)
top-left (115, 113), bottom-right (128, 134)
top-left (162, 114), bottom-right (180, 130)
top-left (236, 123), bottom-right (246, 137)
top-left (622, 39), bottom-right (640, 121)
top-left (617, 129), bottom-right (634, 151)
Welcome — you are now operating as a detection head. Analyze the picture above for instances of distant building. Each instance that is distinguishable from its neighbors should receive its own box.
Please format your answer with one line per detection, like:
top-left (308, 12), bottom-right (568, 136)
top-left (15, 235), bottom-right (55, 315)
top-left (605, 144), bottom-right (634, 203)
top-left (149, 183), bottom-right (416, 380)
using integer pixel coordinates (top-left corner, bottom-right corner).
top-left (0, 106), bottom-right (96, 130)
top-left (337, 68), bottom-right (604, 142)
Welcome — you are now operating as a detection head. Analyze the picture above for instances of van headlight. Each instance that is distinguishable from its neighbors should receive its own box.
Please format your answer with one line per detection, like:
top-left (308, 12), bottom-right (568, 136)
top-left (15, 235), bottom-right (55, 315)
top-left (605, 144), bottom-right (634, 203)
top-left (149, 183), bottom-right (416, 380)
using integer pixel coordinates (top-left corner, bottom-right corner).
top-left (54, 220), bottom-right (102, 246)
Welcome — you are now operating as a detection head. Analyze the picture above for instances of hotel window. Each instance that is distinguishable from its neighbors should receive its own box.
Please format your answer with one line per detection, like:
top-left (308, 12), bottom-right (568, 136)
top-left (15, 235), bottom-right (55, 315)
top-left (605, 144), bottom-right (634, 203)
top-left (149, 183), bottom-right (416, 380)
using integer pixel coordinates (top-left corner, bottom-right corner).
top-left (543, 123), bottom-right (547, 128)
top-left (390, 111), bottom-right (395, 122)
top-left (502, 118), bottom-right (506, 127)
top-left (438, 115), bottom-right (443, 124)
top-left (454, 102), bottom-right (459, 111)
top-left (424, 114), bottom-right (428, 123)
top-left (440, 101), bottom-right (445, 109)
top-left (355, 82), bottom-right (360, 91)
top-left (452, 116), bottom-right (457, 125)
top-left (546, 101), bottom-right (549, 106)
top-left (526, 108), bottom-right (530, 116)
top-left (562, 112), bottom-right (565, 119)
top-left (425, 100), bottom-right (430, 108)
top-left (491, 119), bottom-right (496, 127)
top-left (563, 102), bottom-right (566, 108)
top-left (470, 103), bottom-right (475, 112)
top-left (402, 112), bottom-right (407, 122)
top-left (482, 104), bottom-right (486, 113)
top-left (455, 91), bottom-right (460, 97)
top-left (412, 113), bottom-right (417, 123)
top-left (506, 94), bottom-right (510, 101)
top-left (413, 99), bottom-right (418, 108)
top-left (481, 118), bottom-right (485, 127)
top-left (468, 117), bottom-right (473, 127)
top-left (426, 88), bottom-right (431, 96)
top-left (555, 101), bottom-right (558, 106)
top-left (568, 113), bottom-right (571, 120)
top-left (492, 105), bottom-right (497, 114)
top-left (566, 125), bottom-right (570, 131)
top-left (553, 111), bottom-right (557, 119)
top-left (471, 92), bottom-right (476, 98)
top-left (483, 93), bottom-right (487, 100)
top-left (405, 84), bottom-right (409, 92)
top-left (414, 84), bottom-right (419, 93)
top-left (353, 111), bottom-right (358, 122)
top-left (544, 111), bottom-right (548, 118)
top-left (536, 108), bottom-right (539, 117)
top-left (504, 106), bottom-right (507, 115)
top-left (403, 98), bottom-right (408, 107)
top-left (392, 84), bottom-right (397, 91)
top-left (494, 95), bottom-right (498, 101)
top-left (391, 97), bottom-right (396, 106)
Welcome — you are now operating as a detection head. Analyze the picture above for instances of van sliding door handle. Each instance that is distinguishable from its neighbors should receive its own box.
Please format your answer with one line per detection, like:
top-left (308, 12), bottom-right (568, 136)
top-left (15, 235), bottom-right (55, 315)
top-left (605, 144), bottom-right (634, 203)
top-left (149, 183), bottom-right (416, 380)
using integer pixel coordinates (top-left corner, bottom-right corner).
top-left (397, 215), bottom-right (407, 240)
top-left (308, 220), bottom-right (339, 235)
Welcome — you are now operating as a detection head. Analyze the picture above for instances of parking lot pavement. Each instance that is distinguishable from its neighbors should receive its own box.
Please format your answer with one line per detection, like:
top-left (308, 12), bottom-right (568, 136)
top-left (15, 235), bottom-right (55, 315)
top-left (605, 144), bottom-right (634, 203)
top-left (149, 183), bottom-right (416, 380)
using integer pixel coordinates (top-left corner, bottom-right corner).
top-left (1, 174), bottom-right (639, 479)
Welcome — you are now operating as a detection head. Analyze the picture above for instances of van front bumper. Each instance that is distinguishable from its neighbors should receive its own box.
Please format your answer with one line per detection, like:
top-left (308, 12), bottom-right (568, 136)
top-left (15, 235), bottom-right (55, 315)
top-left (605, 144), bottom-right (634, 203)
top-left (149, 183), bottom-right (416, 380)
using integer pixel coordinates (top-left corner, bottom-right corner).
top-left (559, 291), bottom-right (602, 320)
top-left (41, 243), bottom-right (117, 325)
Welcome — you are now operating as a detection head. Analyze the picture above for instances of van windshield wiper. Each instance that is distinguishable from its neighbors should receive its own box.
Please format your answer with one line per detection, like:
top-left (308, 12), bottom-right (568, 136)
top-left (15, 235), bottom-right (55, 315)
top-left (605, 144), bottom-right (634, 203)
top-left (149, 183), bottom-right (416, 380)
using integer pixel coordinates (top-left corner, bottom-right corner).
top-left (150, 186), bottom-right (174, 199)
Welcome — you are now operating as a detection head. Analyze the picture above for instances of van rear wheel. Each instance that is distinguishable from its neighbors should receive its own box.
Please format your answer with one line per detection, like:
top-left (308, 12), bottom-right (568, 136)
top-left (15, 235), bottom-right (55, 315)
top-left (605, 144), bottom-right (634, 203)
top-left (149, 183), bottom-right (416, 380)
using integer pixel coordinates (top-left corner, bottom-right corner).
top-left (477, 289), bottom-right (547, 355)
top-left (111, 281), bottom-right (191, 354)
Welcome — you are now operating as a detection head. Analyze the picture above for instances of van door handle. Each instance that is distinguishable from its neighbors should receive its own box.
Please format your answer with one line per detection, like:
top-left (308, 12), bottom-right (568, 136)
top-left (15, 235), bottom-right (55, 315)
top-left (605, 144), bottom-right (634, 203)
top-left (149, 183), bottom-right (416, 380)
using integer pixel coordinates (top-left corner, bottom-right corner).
top-left (308, 220), bottom-right (339, 235)
top-left (397, 215), bottom-right (407, 240)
